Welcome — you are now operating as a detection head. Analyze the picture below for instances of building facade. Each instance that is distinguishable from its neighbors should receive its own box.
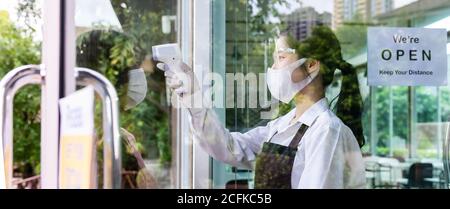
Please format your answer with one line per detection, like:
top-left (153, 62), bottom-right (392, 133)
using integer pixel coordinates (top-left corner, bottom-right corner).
top-left (285, 6), bottom-right (332, 41)
top-left (333, 0), bottom-right (394, 29)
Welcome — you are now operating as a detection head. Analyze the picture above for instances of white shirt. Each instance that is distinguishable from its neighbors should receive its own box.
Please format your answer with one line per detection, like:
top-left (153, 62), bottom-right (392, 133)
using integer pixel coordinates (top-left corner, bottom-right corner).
top-left (189, 98), bottom-right (366, 189)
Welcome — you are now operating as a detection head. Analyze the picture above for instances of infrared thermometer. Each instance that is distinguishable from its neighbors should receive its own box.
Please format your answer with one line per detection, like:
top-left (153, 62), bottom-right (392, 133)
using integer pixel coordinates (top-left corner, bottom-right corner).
top-left (152, 43), bottom-right (187, 99)
top-left (152, 43), bottom-right (182, 71)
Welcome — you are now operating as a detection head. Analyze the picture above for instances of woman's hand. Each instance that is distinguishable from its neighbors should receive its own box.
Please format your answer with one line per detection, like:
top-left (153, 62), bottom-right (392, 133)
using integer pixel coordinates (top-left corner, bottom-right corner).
top-left (157, 61), bottom-right (202, 108)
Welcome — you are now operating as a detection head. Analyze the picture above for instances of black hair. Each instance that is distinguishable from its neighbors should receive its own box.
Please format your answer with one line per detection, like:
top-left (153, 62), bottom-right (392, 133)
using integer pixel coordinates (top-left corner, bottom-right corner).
top-left (284, 26), bottom-right (365, 148)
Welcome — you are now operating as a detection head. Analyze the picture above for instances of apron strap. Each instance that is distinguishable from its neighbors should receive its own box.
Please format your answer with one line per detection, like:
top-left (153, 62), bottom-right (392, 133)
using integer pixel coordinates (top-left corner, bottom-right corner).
top-left (288, 124), bottom-right (309, 149)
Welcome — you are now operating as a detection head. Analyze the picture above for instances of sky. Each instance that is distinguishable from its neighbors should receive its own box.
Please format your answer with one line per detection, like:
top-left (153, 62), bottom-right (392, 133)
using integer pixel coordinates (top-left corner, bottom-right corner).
top-left (0, 0), bottom-right (43, 41)
top-left (0, 0), bottom-right (18, 18)
top-left (0, 0), bottom-right (123, 41)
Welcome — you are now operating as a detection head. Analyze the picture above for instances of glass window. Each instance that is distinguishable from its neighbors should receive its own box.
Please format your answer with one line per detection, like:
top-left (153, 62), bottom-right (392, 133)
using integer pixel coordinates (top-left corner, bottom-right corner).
top-left (1, 0), bottom-right (450, 190)
top-left (74, 0), bottom-right (178, 189)
top-left (209, 0), bottom-right (450, 189)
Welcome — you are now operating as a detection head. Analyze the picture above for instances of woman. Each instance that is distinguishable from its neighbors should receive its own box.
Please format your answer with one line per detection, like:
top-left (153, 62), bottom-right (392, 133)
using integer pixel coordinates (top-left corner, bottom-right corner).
top-left (158, 26), bottom-right (366, 189)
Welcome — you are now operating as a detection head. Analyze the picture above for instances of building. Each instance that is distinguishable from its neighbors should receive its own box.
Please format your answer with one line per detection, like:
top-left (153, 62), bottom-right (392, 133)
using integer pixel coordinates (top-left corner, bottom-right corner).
top-left (333, 0), bottom-right (393, 29)
top-left (284, 6), bottom-right (332, 41)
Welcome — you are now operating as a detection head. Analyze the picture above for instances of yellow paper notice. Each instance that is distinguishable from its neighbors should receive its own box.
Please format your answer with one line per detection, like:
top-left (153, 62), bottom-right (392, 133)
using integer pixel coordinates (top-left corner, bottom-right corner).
top-left (59, 135), bottom-right (95, 189)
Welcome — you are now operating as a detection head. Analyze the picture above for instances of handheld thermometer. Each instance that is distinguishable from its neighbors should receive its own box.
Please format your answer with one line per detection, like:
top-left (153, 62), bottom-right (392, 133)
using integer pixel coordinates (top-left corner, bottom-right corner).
top-left (152, 43), bottom-right (181, 71)
top-left (152, 43), bottom-right (186, 98)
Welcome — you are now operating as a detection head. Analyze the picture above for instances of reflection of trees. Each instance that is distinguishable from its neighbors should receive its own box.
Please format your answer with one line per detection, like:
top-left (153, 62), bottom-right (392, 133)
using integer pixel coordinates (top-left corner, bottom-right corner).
top-left (0, 10), bottom-right (41, 177)
top-left (9, 0), bottom-right (177, 180)
top-left (335, 14), bottom-right (368, 60)
top-left (364, 87), bottom-right (408, 156)
top-left (17, 0), bottom-right (41, 33)
top-left (76, 0), bottom-right (177, 172)
top-left (223, 0), bottom-right (289, 130)
top-left (364, 86), bottom-right (448, 158)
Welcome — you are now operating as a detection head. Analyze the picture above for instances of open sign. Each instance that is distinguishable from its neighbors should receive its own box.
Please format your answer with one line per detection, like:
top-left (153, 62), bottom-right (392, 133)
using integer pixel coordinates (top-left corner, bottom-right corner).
top-left (368, 27), bottom-right (448, 86)
top-left (380, 49), bottom-right (431, 61)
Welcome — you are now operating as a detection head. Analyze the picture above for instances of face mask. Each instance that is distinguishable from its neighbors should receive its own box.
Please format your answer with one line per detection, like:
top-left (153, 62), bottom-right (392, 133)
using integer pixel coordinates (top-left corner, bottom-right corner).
top-left (126, 68), bottom-right (148, 110)
top-left (266, 58), bottom-right (319, 104)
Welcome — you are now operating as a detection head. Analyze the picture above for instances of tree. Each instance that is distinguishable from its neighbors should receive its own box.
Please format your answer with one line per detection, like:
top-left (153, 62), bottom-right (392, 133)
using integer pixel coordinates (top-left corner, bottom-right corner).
top-left (363, 86), bottom-right (442, 157)
top-left (223, 0), bottom-right (289, 130)
top-left (76, 0), bottom-right (177, 170)
top-left (4, 0), bottom-right (175, 186)
top-left (335, 13), bottom-right (368, 60)
top-left (0, 10), bottom-right (41, 176)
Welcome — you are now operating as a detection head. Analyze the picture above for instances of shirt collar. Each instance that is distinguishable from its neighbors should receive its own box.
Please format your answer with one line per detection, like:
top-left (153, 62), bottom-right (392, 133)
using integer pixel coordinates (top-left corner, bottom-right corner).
top-left (284, 97), bottom-right (329, 127)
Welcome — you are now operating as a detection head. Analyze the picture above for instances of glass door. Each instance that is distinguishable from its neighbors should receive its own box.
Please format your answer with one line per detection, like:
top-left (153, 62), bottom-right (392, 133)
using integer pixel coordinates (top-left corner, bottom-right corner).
top-left (1, 0), bottom-right (449, 189)
top-left (0, 0), bottom-right (183, 189)
top-left (207, 0), bottom-right (450, 189)
top-left (73, 0), bottom-right (180, 188)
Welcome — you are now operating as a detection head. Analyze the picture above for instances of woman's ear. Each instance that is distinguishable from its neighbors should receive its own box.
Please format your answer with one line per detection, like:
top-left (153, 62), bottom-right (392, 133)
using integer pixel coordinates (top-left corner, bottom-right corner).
top-left (307, 60), bottom-right (320, 74)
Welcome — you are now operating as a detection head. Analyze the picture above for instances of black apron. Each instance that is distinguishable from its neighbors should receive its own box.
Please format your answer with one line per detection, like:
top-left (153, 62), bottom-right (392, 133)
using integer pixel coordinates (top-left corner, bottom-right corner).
top-left (254, 124), bottom-right (309, 189)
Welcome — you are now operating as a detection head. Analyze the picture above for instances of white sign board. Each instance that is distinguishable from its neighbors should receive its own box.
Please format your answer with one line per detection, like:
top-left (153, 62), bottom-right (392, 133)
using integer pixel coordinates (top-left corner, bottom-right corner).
top-left (368, 27), bottom-right (448, 86)
top-left (59, 86), bottom-right (96, 189)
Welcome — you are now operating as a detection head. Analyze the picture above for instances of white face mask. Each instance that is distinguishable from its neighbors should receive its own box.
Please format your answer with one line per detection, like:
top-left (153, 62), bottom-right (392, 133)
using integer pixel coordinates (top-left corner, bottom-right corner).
top-left (266, 58), bottom-right (319, 104)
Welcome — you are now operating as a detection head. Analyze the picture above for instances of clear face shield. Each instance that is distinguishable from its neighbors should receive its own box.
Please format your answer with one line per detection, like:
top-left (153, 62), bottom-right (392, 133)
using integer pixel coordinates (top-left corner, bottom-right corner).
top-left (272, 47), bottom-right (297, 68)
top-left (267, 37), bottom-right (320, 103)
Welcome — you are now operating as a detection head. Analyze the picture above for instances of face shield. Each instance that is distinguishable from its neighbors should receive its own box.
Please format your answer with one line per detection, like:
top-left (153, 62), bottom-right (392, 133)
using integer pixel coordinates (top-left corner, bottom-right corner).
top-left (272, 46), bottom-right (298, 69)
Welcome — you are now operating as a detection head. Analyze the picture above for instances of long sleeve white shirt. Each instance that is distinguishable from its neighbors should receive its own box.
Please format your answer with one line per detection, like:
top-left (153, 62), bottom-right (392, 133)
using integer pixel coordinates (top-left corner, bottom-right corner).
top-left (189, 98), bottom-right (366, 189)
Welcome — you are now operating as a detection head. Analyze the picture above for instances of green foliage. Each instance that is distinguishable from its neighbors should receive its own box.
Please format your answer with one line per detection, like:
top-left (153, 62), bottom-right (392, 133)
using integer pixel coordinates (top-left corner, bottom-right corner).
top-left (16, 0), bottom-right (41, 34)
top-left (376, 147), bottom-right (389, 156)
top-left (417, 149), bottom-right (438, 159)
top-left (224, 0), bottom-right (289, 130)
top-left (365, 86), bottom-right (448, 158)
top-left (373, 87), bottom-right (409, 144)
top-left (76, 0), bottom-right (175, 168)
top-left (393, 148), bottom-right (407, 159)
top-left (416, 87), bottom-right (438, 123)
top-left (0, 12), bottom-right (40, 74)
top-left (0, 11), bottom-right (41, 175)
top-left (335, 22), bottom-right (368, 60)
top-left (6, 0), bottom-right (175, 175)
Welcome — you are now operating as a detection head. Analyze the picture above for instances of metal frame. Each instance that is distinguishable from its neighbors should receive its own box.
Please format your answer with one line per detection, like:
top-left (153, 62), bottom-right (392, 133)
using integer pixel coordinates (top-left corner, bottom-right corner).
top-left (0, 66), bottom-right (121, 189)
top-left (0, 65), bottom-right (43, 189)
top-left (210, 0), bottom-right (228, 189)
top-left (75, 68), bottom-right (121, 189)
top-left (176, 0), bottom-right (194, 189)
top-left (192, 0), bottom-right (213, 189)
top-left (41, 0), bottom-right (77, 188)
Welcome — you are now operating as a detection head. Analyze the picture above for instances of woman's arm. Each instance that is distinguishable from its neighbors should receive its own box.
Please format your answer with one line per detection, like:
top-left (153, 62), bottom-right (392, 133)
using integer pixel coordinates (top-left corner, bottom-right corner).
top-left (157, 61), bottom-right (270, 169)
top-left (188, 106), bottom-right (270, 170)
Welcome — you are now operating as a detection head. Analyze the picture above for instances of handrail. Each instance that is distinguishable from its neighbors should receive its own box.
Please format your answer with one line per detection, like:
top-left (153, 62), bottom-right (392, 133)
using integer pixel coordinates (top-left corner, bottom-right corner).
top-left (0, 65), bottom-right (43, 189)
top-left (75, 67), bottom-right (121, 189)
top-left (0, 66), bottom-right (121, 189)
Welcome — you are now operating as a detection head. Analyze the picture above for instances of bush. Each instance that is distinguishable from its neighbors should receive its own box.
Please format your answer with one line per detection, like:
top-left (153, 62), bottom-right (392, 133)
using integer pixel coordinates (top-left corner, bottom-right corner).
top-left (0, 11), bottom-right (41, 175)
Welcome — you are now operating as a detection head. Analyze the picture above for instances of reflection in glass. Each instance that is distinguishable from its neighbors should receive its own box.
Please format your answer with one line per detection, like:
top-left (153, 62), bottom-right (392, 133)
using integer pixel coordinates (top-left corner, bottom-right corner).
top-left (211, 0), bottom-right (450, 189)
top-left (75, 0), bottom-right (177, 188)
